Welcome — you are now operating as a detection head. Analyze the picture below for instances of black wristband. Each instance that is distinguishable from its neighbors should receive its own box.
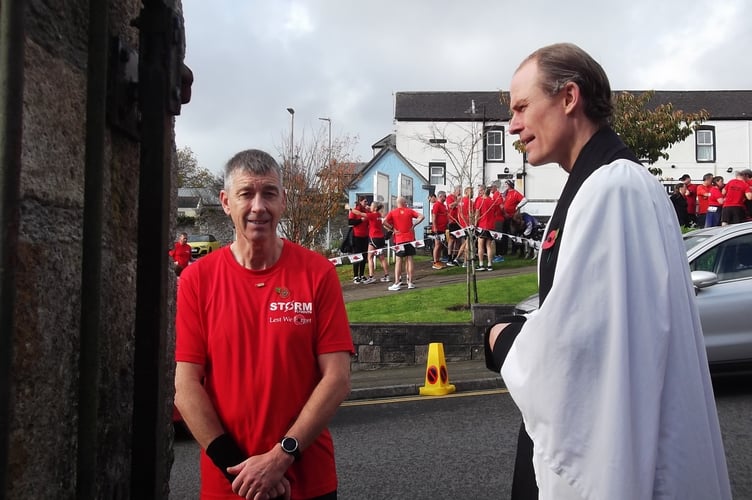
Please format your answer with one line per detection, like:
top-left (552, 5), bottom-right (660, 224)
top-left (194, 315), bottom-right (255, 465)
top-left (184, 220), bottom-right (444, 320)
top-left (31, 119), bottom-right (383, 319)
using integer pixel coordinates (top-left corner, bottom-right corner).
top-left (484, 315), bottom-right (526, 372)
top-left (206, 433), bottom-right (246, 484)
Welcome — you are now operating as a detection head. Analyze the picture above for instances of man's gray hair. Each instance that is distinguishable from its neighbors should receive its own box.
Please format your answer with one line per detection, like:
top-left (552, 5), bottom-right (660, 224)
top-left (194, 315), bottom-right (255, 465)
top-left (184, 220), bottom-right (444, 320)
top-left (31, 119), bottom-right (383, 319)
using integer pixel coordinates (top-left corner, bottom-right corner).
top-left (223, 149), bottom-right (282, 191)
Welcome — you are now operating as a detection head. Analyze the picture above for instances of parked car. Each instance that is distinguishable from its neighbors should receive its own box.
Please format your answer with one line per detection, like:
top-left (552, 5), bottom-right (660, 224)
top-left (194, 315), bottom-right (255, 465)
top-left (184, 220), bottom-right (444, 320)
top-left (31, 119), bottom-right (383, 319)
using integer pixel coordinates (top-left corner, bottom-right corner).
top-left (187, 234), bottom-right (220, 258)
top-left (514, 221), bottom-right (752, 370)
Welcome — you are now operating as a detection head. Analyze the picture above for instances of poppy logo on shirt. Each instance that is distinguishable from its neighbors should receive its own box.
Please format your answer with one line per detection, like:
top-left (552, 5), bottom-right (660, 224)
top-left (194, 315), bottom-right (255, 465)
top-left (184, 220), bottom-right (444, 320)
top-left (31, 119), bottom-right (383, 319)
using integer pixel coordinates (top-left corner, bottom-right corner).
top-left (275, 286), bottom-right (290, 298)
top-left (542, 229), bottom-right (559, 250)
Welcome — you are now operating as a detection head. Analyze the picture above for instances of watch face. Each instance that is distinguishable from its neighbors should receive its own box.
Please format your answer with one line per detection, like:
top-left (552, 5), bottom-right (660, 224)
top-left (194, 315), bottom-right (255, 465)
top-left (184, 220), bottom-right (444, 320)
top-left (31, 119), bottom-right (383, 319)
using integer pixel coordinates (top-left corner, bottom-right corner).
top-left (281, 437), bottom-right (298, 453)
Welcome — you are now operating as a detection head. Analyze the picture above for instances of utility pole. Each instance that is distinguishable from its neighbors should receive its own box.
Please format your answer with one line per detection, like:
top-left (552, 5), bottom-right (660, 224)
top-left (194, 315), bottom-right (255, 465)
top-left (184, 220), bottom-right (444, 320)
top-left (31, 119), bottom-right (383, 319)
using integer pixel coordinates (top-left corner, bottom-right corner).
top-left (286, 107), bottom-right (295, 172)
top-left (318, 117), bottom-right (332, 249)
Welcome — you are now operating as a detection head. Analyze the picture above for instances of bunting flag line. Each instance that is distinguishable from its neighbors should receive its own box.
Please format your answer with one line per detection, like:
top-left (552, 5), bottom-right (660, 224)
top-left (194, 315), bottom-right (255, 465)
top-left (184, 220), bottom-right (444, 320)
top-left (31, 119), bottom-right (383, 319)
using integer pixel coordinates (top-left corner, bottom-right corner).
top-left (329, 225), bottom-right (542, 267)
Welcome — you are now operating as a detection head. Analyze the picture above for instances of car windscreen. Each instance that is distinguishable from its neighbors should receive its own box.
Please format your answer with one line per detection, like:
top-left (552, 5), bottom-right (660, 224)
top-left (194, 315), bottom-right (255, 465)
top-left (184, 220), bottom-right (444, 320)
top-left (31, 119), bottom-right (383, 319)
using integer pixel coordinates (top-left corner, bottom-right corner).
top-left (188, 235), bottom-right (210, 243)
top-left (684, 234), bottom-right (715, 253)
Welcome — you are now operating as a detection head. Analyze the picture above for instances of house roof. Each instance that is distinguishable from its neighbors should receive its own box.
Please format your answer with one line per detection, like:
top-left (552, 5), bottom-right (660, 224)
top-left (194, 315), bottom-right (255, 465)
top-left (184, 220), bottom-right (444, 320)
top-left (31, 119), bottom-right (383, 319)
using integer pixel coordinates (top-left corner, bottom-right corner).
top-left (371, 133), bottom-right (396, 149)
top-left (394, 90), bottom-right (752, 122)
top-left (357, 144), bottom-right (428, 185)
top-left (177, 187), bottom-right (221, 206)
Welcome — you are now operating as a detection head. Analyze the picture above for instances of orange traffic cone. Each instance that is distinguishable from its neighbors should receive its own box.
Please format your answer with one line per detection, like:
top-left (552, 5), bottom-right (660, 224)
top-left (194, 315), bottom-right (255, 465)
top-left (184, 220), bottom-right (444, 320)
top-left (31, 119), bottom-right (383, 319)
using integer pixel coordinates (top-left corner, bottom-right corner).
top-left (419, 342), bottom-right (456, 396)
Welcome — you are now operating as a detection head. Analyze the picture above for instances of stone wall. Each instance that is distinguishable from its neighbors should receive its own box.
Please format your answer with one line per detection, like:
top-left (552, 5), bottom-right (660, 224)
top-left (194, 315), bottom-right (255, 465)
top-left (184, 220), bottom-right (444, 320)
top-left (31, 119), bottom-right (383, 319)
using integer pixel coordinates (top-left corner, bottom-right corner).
top-left (4, 1), bottom-right (179, 497)
top-left (349, 305), bottom-right (515, 370)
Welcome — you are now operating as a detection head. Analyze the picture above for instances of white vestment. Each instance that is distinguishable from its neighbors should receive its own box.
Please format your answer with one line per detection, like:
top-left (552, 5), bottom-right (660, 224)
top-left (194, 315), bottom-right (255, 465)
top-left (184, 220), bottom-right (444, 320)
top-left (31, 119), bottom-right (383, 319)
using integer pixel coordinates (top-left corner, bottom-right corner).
top-left (501, 160), bottom-right (732, 500)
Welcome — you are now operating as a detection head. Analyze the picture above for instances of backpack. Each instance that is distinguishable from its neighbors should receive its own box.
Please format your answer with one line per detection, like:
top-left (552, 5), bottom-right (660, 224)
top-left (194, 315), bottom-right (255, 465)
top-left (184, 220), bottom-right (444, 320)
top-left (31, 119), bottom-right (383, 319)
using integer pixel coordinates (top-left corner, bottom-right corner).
top-left (340, 227), bottom-right (354, 254)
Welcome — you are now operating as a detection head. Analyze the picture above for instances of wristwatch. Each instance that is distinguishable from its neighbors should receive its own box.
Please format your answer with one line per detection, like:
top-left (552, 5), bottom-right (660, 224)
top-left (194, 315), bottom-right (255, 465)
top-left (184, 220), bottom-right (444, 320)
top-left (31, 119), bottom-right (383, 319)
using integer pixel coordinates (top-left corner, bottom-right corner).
top-left (280, 436), bottom-right (301, 461)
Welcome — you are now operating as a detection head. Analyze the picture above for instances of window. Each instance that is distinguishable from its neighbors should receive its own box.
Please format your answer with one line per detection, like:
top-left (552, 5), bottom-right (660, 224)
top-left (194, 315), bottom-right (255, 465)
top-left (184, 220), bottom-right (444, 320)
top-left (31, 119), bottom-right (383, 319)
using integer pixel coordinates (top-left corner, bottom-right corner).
top-left (690, 234), bottom-right (752, 281)
top-left (429, 162), bottom-right (446, 186)
top-left (695, 126), bottom-right (715, 163)
top-left (485, 127), bottom-right (505, 162)
top-left (398, 174), bottom-right (414, 207)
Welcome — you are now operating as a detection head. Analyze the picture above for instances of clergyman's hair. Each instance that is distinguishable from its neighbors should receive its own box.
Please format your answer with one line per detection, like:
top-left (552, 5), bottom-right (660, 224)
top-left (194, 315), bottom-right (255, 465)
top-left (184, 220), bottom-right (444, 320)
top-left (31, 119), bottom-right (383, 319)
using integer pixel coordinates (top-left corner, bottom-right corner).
top-left (223, 149), bottom-right (281, 191)
top-left (520, 42), bottom-right (613, 126)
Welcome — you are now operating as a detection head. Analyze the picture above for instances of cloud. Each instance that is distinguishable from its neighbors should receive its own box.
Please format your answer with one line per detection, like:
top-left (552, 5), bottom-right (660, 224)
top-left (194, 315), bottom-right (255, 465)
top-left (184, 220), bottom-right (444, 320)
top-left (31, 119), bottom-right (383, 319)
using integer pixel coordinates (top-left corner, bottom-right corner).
top-left (176, 0), bottom-right (751, 174)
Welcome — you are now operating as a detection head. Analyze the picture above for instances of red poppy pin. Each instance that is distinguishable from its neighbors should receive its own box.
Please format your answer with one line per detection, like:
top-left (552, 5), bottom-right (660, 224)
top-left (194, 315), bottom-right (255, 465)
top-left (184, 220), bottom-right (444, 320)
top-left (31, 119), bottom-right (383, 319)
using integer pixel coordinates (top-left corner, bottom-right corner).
top-left (542, 229), bottom-right (559, 250)
top-left (275, 287), bottom-right (290, 298)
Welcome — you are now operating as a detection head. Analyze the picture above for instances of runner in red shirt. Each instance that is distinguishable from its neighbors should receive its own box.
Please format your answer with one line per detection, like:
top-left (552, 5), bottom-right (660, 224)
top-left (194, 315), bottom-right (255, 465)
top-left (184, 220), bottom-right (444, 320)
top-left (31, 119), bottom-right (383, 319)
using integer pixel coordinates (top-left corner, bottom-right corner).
top-left (721, 171), bottom-right (752, 225)
top-left (455, 186), bottom-right (474, 265)
top-left (348, 197), bottom-right (370, 283)
top-left (445, 185), bottom-right (462, 265)
top-left (175, 149), bottom-right (353, 500)
top-left (384, 197), bottom-right (424, 291)
top-left (352, 201), bottom-right (390, 283)
top-left (169, 232), bottom-right (192, 276)
top-left (696, 173), bottom-right (713, 227)
top-left (475, 187), bottom-right (498, 271)
top-left (680, 174), bottom-right (698, 227)
top-left (431, 191), bottom-right (449, 269)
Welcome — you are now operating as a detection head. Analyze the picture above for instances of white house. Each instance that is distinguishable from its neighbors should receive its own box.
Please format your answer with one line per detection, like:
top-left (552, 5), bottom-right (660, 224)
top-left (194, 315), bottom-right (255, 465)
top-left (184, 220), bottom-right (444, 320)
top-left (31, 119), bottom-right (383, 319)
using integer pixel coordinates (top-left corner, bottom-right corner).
top-left (394, 90), bottom-right (752, 218)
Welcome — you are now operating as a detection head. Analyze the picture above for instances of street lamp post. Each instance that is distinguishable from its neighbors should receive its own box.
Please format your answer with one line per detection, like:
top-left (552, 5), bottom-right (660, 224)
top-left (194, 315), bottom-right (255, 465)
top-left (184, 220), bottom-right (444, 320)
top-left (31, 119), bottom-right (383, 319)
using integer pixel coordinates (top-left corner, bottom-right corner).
top-left (318, 117), bottom-right (331, 167)
top-left (318, 117), bottom-right (332, 249)
top-left (286, 107), bottom-right (295, 170)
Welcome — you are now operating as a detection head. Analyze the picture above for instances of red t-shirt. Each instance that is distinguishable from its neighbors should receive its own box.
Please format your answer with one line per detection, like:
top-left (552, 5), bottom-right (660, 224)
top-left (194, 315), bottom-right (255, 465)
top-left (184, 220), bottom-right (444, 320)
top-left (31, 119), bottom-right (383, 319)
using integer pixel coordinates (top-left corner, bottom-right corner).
top-left (170, 241), bottom-right (192, 267)
top-left (475, 197), bottom-right (497, 231)
top-left (503, 189), bottom-right (524, 217)
top-left (431, 200), bottom-right (449, 232)
top-left (491, 191), bottom-right (505, 223)
top-left (459, 196), bottom-right (472, 226)
top-left (349, 209), bottom-right (369, 238)
top-left (446, 193), bottom-right (459, 224)
top-left (723, 178), bottom-right (750, 207)
top-left (385, 207), bottom-right (421, 244)
top-left (708, 186), bottom-right (723, 208)
top-left (697, 184), bottom-right (711, 214)
top-left (176, 242), bottom-right (354, 499)
top-left (364, 211), bottom-right (385, 238)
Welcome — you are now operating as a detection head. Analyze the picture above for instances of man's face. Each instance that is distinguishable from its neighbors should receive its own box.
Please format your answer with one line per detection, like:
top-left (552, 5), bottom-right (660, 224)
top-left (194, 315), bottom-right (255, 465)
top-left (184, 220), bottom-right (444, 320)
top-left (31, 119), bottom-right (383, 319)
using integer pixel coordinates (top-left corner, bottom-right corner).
top-left (220, 169), bottom-right (286, 244)
top-left (509, 61), bottom-right (571, 167)
top-left (438, 193), bottom-right (446, 202)
top-left (178, 234), bottom-right (187, 244)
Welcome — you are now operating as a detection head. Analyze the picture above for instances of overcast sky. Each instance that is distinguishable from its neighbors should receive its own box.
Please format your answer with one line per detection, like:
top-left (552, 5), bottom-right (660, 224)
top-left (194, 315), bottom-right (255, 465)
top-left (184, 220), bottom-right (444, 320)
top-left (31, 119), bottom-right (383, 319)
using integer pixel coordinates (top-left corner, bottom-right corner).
top-left (175, 0), bottom-right (751, 175)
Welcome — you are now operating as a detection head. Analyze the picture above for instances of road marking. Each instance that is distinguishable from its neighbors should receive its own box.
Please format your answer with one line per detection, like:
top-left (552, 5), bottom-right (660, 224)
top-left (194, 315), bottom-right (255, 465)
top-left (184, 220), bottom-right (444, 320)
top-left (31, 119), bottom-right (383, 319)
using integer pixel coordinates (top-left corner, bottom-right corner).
top-left (341, 388), bottom-right (509, 407)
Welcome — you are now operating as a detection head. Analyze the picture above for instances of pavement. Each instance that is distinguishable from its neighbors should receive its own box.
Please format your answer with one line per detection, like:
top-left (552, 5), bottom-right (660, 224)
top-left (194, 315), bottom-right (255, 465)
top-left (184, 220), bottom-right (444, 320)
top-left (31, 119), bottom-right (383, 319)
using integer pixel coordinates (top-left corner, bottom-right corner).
top-left (341, 257), bottom-right (535, 401)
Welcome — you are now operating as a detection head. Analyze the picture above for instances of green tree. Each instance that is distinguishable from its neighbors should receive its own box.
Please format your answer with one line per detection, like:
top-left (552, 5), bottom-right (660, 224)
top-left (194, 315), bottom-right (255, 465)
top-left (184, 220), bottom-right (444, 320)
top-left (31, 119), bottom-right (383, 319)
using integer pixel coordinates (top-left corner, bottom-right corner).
top-left (176, 146), bottom-right (223, 190)
top-left (612, 91), bottom-right (709, 174)
top-left (279, 128), bottom-right (360, 251)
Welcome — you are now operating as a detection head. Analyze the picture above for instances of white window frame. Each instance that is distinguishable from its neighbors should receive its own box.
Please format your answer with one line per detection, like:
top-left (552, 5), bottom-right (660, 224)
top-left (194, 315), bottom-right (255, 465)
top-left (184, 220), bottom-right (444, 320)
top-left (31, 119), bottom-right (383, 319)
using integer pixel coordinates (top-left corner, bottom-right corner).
top-left (429, 162), bottom-right (446, 186)
top-left (696, 126), bottom-right (715, 163)
top-left (485, 127), bottom-right (505, 162)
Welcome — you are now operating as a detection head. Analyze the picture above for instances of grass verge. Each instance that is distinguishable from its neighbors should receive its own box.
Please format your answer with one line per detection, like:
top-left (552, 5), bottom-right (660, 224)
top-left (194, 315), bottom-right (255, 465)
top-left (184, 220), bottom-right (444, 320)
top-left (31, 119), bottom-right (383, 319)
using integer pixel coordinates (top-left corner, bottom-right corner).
top-left (345, 272), bottom-right (538, 323)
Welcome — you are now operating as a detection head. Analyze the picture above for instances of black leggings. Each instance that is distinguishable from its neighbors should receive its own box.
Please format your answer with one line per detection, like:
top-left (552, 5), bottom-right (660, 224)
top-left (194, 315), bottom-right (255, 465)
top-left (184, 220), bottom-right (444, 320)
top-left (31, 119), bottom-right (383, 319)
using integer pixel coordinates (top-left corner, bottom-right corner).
top-left (352, 236), bottom-right (368, 277)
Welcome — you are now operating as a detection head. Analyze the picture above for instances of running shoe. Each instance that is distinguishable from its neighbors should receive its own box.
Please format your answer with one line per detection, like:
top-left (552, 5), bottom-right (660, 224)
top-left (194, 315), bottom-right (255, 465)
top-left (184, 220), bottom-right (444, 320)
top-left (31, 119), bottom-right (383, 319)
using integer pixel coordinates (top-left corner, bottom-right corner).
top-left (407, 282), bottom-right (416, 289)
top-left (486, 265), bottom-right (493, 271)
top-left (379, 275), bottom-right (390, 282)
top-left (363, 276), bottom-right (376, 284)
top-left (352, 276), bottom-right (361, 283)
top-left (492, 256), bottom-right (505, 263)
top-left (445, 260), bottom-right (456, 267)
top-left (475, 266), bottom-right (485, 272)
top-left (387, 282), bottom-right (402, 291)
